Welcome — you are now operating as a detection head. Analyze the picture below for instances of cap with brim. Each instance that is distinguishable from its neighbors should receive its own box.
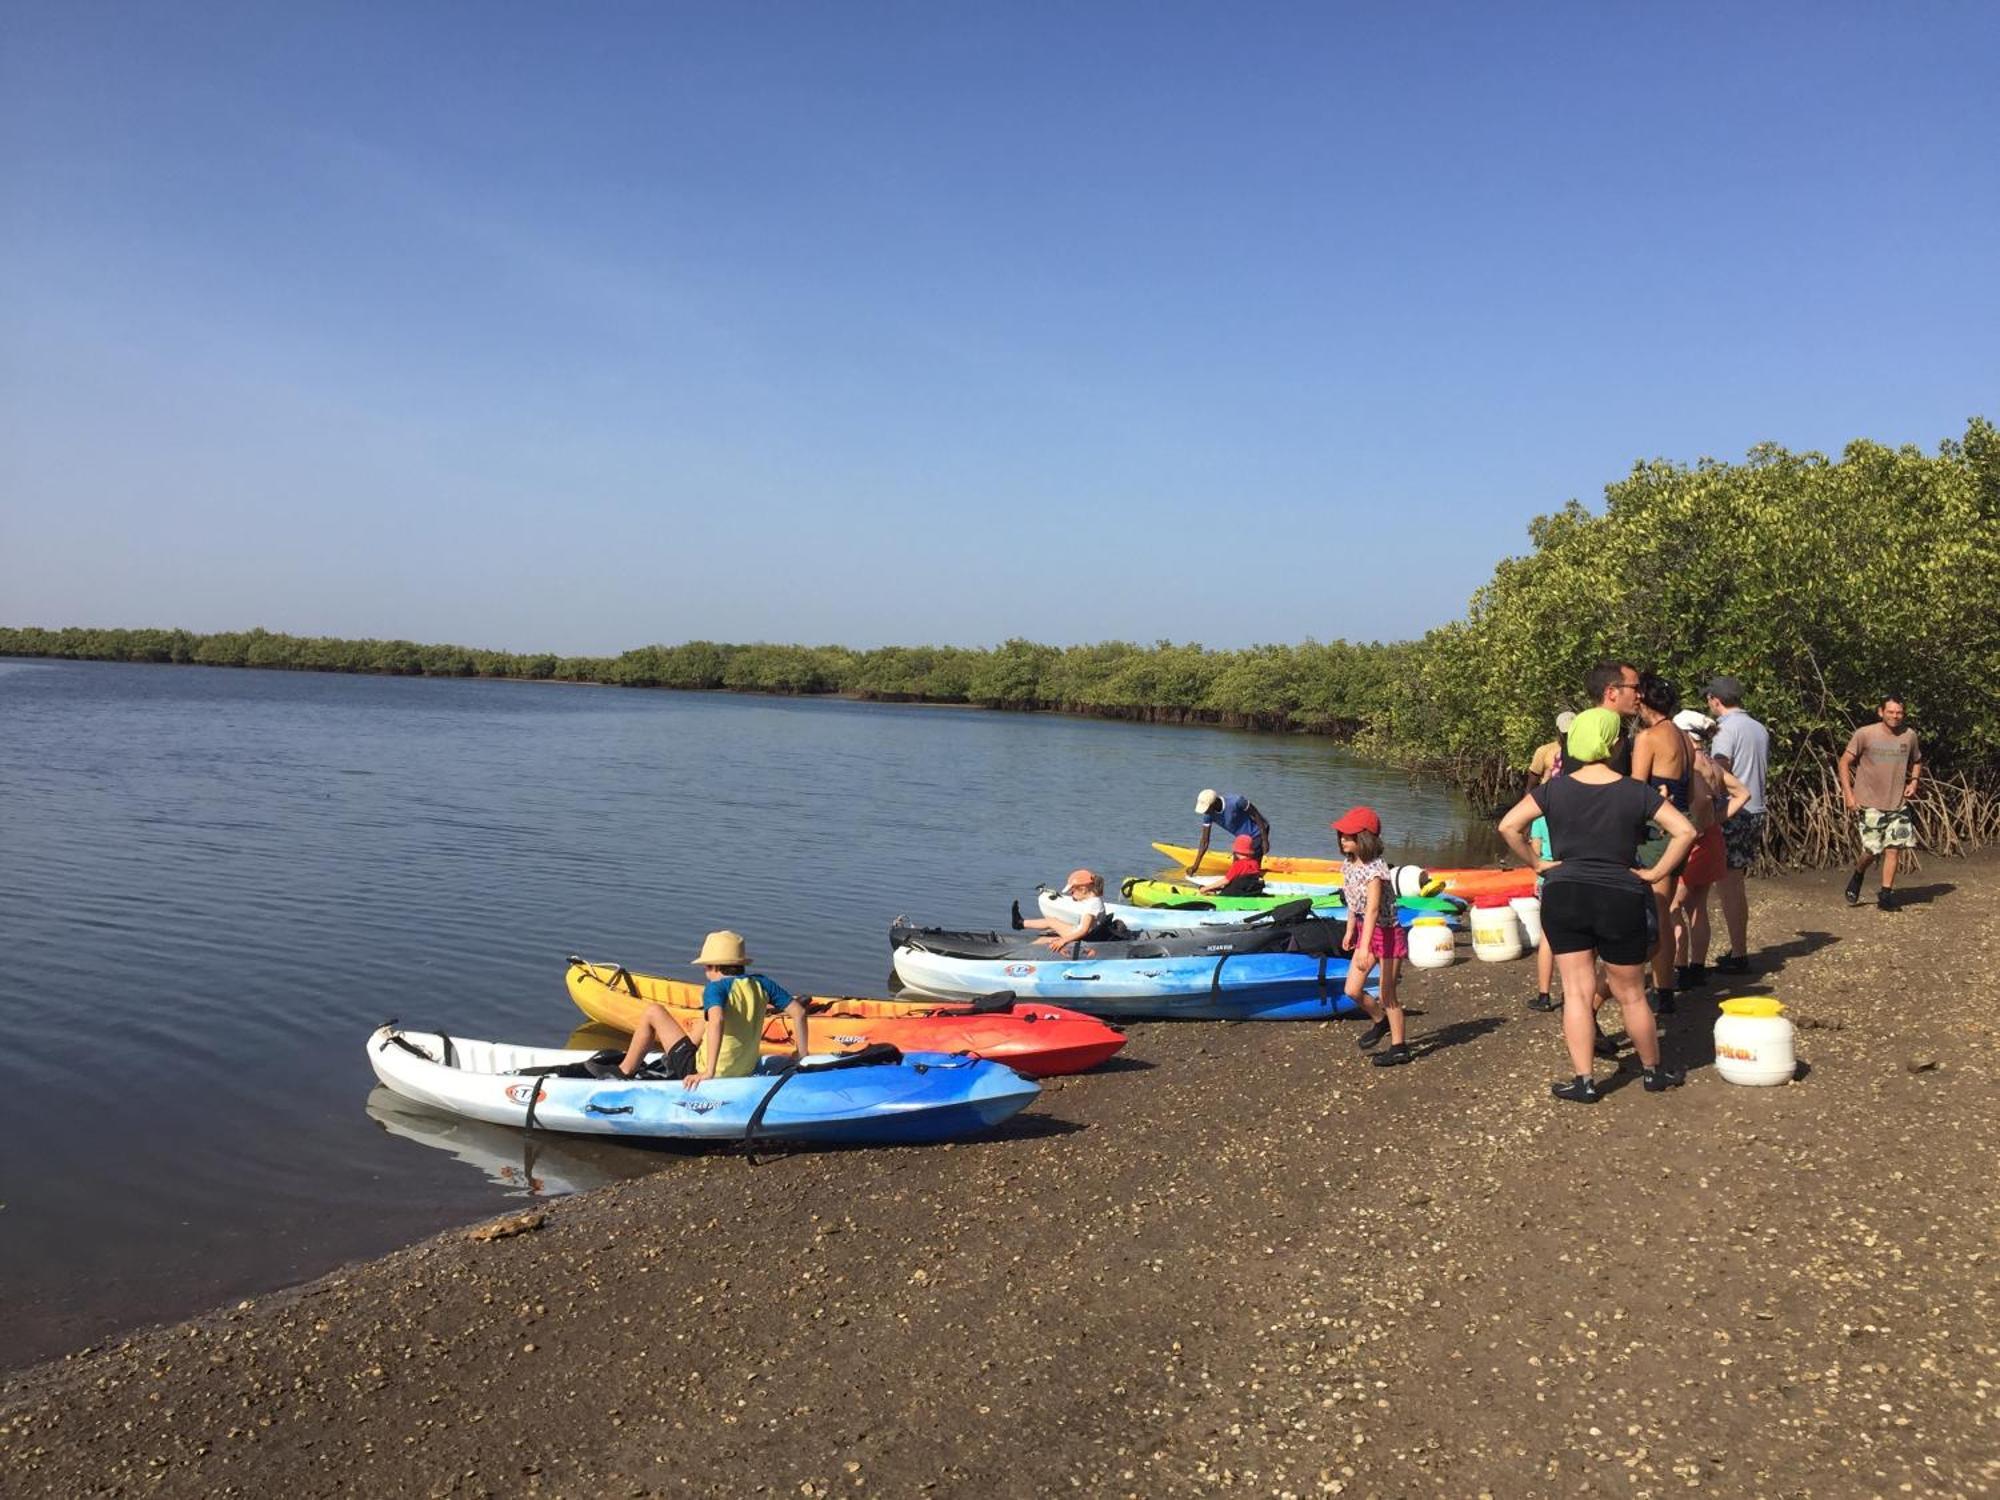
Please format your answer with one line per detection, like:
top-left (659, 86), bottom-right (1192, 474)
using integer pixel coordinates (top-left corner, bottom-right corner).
top-left (1196, 789), bottom-right (1222, 814)
top-left (1554, 710), bottom-right (1577, 733)
top-left (1064, 868), bottom-right (1100, 892)
top-left (1231, 834), bottom-right (1256, 855)
top-left (691, 930), bottom-right (750, 967)
top-left (1672, 709), bottom-right (1716, 737)
top-left (1330, 806), bottom-right (1382, 836)
top-left (1704, 676), bottom-right (1743, 702)
top-left (1566, 707), bottom-right (1623, 764)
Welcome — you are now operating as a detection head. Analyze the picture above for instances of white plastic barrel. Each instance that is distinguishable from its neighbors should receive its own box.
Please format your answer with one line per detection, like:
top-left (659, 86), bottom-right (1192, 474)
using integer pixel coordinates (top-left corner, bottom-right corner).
top-left (1713, 997), bottom-right (1797, 1086)
top-left (1509, 895), bottom-right (1544, 948)
top-left (1393, 864), bottom-right (1430, 900)
top-left (1406, 917), bottom-right (1457, 969)
top-left (1468, 902), bottom-right (1525, 962)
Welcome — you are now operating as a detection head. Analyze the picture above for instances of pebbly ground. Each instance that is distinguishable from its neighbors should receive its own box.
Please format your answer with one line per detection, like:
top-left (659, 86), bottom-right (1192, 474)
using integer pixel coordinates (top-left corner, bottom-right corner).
top-left (3, 856), bottom-right (1996, 1498)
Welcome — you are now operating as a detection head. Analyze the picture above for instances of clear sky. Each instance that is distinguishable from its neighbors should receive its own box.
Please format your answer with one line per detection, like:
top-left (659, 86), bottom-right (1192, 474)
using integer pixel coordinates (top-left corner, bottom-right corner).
top-left (3, 2), bottom-right (1995, 654)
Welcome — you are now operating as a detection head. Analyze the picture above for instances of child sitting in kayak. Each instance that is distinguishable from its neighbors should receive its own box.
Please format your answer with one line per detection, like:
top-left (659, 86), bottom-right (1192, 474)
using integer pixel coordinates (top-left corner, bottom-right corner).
top-left (603, 930), bottom-right (811, 1089)
top-left (1334, 806), bottom-right (1412, 1067)
top-left (1195, 834), bottom-right (1266, 897)
top-left (1019, 869), bottom-right (1115, 949)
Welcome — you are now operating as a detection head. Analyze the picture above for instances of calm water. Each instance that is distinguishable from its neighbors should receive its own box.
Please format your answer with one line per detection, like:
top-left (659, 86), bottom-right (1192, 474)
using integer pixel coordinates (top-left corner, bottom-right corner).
top-left (0, 660), bottom-right (1493, 1367)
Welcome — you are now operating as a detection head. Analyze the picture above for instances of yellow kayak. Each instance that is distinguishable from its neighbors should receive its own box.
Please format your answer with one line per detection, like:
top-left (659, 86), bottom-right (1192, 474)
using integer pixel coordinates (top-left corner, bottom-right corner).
top-left (1152, 841), bottom-right (1342, 877)
top-left (1151, 842), bottom-right (1525, 900)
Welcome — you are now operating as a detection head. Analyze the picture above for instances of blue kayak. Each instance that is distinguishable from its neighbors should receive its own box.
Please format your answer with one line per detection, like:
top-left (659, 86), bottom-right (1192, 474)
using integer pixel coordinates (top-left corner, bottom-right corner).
top-left (889, 946), bottom-right (1368, 1020)
top-left (368, 1026), bottom-right (1039, 1146)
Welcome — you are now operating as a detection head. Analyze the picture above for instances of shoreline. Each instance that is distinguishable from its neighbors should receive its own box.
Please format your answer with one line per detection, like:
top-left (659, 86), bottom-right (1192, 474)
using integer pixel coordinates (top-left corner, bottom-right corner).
top-left (6, 856), bottom-right (1994, 1495)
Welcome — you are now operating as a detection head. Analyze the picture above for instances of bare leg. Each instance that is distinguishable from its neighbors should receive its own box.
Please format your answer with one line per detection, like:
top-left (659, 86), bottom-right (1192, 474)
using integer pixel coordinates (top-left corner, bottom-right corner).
top-left (1605, 962), bottom-right (1658, 1067)
top-left (1380, 955), bottom-right (1404, 1045)
top-left (1649, 877), bottom-right (1675, 993)
top-left (1684, 884), bottom-right (1712, 964)
top-left (1344, 951), bottom-right (1383, 1022)
top-left (1718, 868), bottom-right (1749, 956)
top-left (1536, 933), bottom-right (1555, 996)
top-left (1880, 846), bottom-right (1900, 891)
top-left (1556, 950), bottom-right (1603, 1076)
top-left (619, 1003), bottom-right (693, 1076)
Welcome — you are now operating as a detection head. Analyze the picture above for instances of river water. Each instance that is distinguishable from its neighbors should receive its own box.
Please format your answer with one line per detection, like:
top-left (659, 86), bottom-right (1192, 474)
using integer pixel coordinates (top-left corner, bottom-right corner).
top-left (0, 659), bottom-right (1495, 1367)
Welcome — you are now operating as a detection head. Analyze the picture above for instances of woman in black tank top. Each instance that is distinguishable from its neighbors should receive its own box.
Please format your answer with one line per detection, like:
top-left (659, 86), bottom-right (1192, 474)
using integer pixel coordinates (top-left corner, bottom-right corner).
top-left (1633, 673), bottom-right (1707, 1012)
top-left (1499, 707), bottom-right (1697, 1103)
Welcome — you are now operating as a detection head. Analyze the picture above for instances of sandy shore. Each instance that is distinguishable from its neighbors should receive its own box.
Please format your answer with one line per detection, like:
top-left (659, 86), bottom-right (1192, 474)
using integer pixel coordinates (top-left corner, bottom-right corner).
top-left (4, 857), bottom-right (1996, 1497)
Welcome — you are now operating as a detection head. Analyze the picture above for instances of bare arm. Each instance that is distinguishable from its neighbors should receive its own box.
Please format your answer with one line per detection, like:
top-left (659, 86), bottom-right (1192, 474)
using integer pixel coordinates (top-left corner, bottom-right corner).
top-left (1250, 806), bottom-right (1272, 850)
top-left (1837, 744), bottom-right (1860, 808)
top-left (782, 1000), bottom-right (810, 1062)
top-left (1497, 793), bottom-right (1548, 870)
top-left (684, 1007), bottom-right (726, 1090)
top-left (1722, 767), bottom-right (1750, 821)
top-left (1187, 825), bottom-right (1213, 877)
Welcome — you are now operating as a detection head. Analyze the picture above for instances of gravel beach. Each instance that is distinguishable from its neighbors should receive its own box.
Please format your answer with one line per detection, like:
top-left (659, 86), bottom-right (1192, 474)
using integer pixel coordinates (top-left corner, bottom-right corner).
top-left (5, 856), bottom-right (1996, 1498)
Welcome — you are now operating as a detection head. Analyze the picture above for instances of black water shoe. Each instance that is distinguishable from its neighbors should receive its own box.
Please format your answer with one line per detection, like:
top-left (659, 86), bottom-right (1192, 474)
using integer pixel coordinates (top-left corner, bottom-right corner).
top-left (1593, 1030), bottom-right (1621, 1060)
top-left (1010, 899), bottom-right (1025, 930)
top-left (1652, 988), bottom-right (1677, 1018)
top-left (1843, 872), bottom-right (1863, 906)
top-left (1878, 888), bottom-right (1899, 912)
top-left (1356, 1019), bottom-right (1391, 1051)
top-left (1642, 1064), bottom-right (1686, 1092)
top-left (1528, 992), bottom-right (1559, 1012)
top-left (1715, 954), bottom-right (1749, 974)
top-left (1551, 1075), bottom-right (1602, 1104)
top-left (1371, 1043), bottom-right (1414, 1068)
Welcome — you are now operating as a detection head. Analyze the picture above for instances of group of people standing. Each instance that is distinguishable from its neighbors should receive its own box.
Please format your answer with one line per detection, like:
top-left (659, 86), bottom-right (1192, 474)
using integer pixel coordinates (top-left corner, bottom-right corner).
top-left (1500, 666), bottom-right (1921, 1102)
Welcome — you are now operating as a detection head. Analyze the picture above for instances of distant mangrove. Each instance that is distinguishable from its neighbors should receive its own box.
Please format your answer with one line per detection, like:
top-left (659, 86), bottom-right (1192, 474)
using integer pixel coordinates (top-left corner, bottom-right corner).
top-left (6, 418), bottom-right (1996, 865)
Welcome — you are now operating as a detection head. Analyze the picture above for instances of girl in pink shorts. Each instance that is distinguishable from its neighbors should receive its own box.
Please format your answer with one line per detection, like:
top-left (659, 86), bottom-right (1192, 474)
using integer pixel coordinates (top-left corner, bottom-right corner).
top-left (1333, 805), bottom-right (1411, 1067)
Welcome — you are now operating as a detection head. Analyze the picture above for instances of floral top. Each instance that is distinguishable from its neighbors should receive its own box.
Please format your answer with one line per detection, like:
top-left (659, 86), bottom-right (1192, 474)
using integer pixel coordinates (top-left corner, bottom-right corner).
top-left (1342, 858), bottom-right (1391, 924)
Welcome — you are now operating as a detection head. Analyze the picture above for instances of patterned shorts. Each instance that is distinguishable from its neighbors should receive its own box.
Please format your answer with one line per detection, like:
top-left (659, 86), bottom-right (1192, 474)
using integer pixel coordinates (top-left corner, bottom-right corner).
top-left (1858, 806), bottom-right (1916, 854)
top-left (1722, 810), bottom-right (1766, 871)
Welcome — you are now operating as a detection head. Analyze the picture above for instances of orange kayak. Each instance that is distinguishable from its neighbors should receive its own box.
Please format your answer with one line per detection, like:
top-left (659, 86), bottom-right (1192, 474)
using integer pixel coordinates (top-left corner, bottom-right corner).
top-left (1152, 843), bottom-right (1534, 901)
top-left (565, 960), bottom-right (1126, 1078)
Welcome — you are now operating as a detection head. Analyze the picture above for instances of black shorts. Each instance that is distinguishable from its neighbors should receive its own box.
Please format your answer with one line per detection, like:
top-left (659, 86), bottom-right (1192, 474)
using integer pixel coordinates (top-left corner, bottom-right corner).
top-left (1540, 882), bottom-right (1653, 966)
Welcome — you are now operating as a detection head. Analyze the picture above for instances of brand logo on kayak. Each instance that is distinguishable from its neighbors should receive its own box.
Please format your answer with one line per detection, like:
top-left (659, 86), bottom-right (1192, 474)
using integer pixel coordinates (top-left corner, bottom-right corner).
top-left (1004, 963), bottom-right (1036, 977)
top-left (504, 1083), bottom-right (545, 1106)
top-left (833, 1034), bottom-right (867, 1046)
top-left (678, 1098), bottom-right (719, 1114)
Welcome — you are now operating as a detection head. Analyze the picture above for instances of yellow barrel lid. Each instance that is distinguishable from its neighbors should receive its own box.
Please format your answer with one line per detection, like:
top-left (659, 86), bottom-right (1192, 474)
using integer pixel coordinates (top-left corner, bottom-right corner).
top-left (1410, 915), bottom-right (1450, 926)
top-left (1719, 996), bottom-right (1785, 1018)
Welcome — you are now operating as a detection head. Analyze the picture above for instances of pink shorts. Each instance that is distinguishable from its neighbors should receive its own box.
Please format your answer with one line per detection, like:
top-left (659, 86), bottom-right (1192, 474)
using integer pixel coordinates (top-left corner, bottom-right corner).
top-left (1368, 922), bottom-right (1410, 960)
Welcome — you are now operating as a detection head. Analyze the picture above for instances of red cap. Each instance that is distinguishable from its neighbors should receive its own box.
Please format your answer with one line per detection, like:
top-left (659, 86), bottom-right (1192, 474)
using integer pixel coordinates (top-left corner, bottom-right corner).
top-left (1231, 833), bottom-right (1256, 855)
top-left (1329, 806), bottom-right (1382, 836)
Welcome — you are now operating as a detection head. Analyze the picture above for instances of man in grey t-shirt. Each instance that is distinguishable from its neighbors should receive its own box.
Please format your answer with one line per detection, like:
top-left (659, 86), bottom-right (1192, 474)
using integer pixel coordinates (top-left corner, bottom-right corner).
top-left (1704, 676), bottom-right (1770, 972)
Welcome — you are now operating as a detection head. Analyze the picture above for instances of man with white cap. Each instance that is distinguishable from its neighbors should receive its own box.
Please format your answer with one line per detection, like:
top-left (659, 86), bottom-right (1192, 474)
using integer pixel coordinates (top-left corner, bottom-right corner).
top-left (1189, 790), bottom-right (1271, 876)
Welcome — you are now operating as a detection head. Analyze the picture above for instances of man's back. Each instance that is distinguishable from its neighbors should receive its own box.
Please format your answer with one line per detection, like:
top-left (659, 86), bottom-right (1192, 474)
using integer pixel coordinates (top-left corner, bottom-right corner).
top-left (1712, 711), bottom-right (1770, 812)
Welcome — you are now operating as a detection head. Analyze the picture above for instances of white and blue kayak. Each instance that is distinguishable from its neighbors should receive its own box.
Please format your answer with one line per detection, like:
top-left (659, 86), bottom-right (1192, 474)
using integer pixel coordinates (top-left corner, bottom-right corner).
top-left (889, 947), bottom-right (1367, 1020)
top-left (367, 1026), bottom-right (1039, 1146)
top-left (1037, 890), bottom-right (1462, 934)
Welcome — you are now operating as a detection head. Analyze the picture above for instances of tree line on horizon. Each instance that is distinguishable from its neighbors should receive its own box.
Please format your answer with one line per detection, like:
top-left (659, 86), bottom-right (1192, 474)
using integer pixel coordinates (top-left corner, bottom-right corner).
top-left (7, 418), bottom-right (1996, 864)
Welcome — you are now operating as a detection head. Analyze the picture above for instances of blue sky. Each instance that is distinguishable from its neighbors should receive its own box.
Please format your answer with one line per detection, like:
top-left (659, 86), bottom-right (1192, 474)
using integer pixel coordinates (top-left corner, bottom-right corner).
top-left (3, 1), bottom-right (1995, 654)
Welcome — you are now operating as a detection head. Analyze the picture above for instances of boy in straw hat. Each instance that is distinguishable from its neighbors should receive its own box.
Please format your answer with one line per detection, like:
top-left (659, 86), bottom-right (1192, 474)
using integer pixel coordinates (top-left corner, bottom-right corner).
top-left (611, 930), bottom-right (810, 1088)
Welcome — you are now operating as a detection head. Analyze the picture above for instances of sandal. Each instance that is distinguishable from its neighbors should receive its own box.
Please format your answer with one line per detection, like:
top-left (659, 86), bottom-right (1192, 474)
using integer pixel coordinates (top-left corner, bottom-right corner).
top-left (1551, 1075), bottom-right (1602, 1104)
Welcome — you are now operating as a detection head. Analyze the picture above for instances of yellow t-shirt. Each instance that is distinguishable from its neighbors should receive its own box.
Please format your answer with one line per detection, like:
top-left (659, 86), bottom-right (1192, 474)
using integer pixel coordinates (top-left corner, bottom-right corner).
top-left (698, 974), bottom-right (790, 1077)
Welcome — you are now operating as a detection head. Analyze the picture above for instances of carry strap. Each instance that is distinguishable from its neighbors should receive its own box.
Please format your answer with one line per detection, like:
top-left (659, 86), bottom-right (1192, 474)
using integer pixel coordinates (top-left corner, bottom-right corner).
top-left (743, 1044), bottom-right (906, 1162)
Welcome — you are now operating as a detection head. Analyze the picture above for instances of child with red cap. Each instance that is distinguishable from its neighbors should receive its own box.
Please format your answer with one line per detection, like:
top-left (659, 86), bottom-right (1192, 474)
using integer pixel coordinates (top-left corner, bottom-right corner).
top-left (1205, 833), bottom-right (1267, 896)
top-left (1333, 805), bottom-right (1412, 1067)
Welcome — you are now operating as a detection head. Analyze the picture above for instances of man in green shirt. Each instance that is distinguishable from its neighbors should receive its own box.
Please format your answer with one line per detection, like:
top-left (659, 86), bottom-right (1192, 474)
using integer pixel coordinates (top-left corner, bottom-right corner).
top-left (1839, 695), bottom-right (1923, 911)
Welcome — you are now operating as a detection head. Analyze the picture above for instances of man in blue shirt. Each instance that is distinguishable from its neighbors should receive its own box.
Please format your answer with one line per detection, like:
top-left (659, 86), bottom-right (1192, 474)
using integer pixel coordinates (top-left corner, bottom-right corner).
top-left (1704, 676), bottom-right (1771, 973)
top-left (1189, 789), bottom-right (1272, 875)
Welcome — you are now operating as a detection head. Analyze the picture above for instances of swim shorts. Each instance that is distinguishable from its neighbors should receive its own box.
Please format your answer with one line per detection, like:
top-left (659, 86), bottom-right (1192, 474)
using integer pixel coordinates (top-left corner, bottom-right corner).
top-left (1722, 810), bottom-right (1766, 871)
top-left (1369, 921), bottom-right (1410, 960)
top-left (1539, 882), bottom-right (1651, 967)
top-left (1858, 806), bottom-right (1916, 854)
top-left (1682, 825), bottom-right (1726, 887)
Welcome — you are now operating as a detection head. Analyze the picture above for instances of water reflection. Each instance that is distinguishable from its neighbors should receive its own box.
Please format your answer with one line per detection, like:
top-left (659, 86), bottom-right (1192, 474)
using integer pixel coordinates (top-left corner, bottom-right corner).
top-left (364, 1086), bottom-right (665, 1198)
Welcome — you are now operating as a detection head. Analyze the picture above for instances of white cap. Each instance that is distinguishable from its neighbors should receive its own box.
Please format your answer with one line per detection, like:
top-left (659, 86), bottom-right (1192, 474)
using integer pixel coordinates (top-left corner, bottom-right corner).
top-left (1554, 710), bottom-right (1576, 733)
top-left (1196, 789), bottom-right (1222, 814)
top-left (1673, 709), bottom-right (1716, 736)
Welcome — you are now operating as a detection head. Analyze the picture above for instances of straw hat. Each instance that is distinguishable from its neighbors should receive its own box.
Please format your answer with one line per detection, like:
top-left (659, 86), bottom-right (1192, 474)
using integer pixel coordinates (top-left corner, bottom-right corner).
top-left (691, 930), bottom-right (750, 967)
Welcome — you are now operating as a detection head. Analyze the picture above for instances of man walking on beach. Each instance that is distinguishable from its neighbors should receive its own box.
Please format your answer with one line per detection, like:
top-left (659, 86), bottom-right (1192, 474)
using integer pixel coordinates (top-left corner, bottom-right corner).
top-left (1705, 676), bottom-right (1769, 971)
top-left (1839, 695), bottom-right (1922, 910)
